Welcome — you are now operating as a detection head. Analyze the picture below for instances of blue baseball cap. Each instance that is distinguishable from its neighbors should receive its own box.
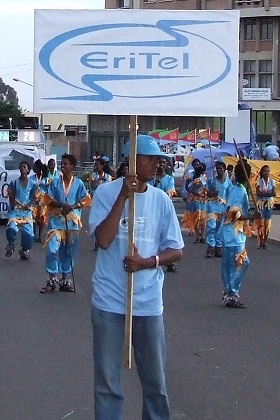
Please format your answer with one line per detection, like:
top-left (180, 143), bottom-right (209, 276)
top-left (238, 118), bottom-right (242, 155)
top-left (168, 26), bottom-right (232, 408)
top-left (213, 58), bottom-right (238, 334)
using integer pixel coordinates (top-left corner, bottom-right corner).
top-left (123, 134), bottom-right (167, 158)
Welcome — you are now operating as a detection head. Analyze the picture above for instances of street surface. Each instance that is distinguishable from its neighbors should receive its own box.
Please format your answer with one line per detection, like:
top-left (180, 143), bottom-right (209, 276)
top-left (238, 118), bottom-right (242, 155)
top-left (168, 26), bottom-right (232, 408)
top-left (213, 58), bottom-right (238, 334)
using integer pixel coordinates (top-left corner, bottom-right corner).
top-left (0, 204), bottom-right (280, 420)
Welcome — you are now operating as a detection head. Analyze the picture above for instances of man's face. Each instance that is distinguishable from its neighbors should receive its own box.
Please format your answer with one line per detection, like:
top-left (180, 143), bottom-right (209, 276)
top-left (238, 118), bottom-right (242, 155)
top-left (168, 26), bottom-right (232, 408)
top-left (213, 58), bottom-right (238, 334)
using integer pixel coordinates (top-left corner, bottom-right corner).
top-left (136, 155), bottom-right (159, 182)
top-left (19, 163), bottom-right (30, 175)
top-left (216, 164), bottom-right (225, 177)
top-left (157, 158), bottom-right (167, 173)
top-left (61, 158), bottom-right (74, 174)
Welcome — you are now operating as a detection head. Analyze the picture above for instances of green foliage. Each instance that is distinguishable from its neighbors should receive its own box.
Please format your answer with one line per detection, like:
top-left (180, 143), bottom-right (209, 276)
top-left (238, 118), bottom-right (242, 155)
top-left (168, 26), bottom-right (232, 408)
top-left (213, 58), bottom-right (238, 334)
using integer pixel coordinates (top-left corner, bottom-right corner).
top-left (0, 77), bottom-right (19, 107)
top-left (0, 101), bottom-right (22, 120)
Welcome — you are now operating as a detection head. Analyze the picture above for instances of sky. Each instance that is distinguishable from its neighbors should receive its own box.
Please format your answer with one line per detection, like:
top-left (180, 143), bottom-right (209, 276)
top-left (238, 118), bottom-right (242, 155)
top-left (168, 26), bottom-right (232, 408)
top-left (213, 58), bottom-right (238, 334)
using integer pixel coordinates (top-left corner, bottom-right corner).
top-left (0, 0), bottom-right (105, 112)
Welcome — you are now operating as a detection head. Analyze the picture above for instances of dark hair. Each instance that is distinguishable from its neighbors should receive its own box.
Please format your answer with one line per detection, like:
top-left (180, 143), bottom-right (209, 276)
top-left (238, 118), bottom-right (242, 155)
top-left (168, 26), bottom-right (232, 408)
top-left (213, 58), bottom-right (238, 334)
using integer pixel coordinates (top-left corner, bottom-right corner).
top-left (33, 159), bottom-right (49, 178)
top-left (259, 164), bottom-right (270, 178)
top-left (215, 161), bottom-right (226, 170)
top-left (95, 157), bottom-right (106, 167)
top-left (47, 158), bottom-right (55, 165)
top-left (192, 158), bottom-right (200, 166)
top-left (234, 159), bottom-right (251, 184)
top-left (194, 162), bottom-right (206, 179)
top-left (116, 162), bottom-right (129, 178)
top-left (226, 164), bottom-right (234, 172)
top-left (61, 153), bottom-right (77, 168)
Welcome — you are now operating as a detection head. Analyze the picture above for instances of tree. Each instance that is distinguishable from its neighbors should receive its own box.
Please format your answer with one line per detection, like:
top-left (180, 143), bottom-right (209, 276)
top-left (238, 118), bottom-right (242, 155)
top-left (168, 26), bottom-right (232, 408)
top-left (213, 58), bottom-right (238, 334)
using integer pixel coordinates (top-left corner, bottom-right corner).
top-left (0, 77), bottom-right (19, 107)
top-left (0, 77), bottom-right (23, 122)
top-left (0, 101), bottom-right (22, 121)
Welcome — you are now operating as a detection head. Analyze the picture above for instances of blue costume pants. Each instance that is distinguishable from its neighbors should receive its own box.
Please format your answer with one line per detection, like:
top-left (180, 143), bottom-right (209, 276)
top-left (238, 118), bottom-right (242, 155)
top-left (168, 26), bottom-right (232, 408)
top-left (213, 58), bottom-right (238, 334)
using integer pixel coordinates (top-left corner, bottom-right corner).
top-left (45, 231), bottom-right (78, 275)
top-left (6, 221), bottom-right (34, 251)
top-left (91, 306), bottom-right (170, 420)
top-left (205, 215), bottom-right (223, 248)
top-left (221, 245), bottom-right (250, 295)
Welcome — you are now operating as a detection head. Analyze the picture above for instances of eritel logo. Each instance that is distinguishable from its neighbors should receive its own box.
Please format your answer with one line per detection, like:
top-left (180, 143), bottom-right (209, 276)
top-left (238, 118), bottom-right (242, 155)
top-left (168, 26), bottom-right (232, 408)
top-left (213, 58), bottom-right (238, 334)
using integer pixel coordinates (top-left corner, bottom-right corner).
top-left (39, 19), bottom-right (232, 102)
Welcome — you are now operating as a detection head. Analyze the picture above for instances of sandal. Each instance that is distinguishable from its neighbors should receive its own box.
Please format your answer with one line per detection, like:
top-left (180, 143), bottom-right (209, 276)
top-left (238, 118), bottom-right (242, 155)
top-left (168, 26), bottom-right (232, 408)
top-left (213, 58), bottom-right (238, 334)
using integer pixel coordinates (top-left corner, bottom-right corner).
top-left (40, 283), bottom-right (56, 294)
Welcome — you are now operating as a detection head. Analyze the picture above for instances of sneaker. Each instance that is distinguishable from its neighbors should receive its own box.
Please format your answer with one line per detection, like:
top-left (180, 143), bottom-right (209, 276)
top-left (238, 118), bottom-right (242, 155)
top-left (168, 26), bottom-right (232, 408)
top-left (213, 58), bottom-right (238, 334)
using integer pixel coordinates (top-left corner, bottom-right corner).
top-left (206, 247), bottom-right (215, 258)
top-left (5, 243), bottom-right (14, 257)
top-left (19, 249), bottom-right (30, 260)
top-left (225, 295), bottom-right (246, 309)
top-left (166, 263), bottom-right (178, 273)
top-left (40, 277), bottom-right (57, 294)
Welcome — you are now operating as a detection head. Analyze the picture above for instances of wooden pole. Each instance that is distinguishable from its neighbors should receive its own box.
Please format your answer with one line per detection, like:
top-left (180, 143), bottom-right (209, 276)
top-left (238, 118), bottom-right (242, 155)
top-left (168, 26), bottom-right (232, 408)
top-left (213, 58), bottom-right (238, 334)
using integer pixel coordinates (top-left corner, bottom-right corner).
top-left (124, 115), bottom-right (137, 369)
top-left (233, 138), bottom-right (257, 209)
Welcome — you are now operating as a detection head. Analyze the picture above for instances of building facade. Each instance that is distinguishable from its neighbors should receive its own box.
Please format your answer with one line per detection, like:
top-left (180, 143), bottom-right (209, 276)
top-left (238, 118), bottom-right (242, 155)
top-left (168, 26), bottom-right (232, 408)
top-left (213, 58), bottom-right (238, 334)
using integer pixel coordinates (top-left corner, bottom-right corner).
top-left (87, 0), bottom-right (280, 165)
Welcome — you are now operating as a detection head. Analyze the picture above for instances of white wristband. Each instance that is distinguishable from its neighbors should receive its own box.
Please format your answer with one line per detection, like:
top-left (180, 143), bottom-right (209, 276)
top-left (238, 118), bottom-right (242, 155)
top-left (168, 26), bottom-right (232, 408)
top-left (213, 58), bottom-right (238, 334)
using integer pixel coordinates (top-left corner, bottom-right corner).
top-left (155, 255), bottom-right (160, 269)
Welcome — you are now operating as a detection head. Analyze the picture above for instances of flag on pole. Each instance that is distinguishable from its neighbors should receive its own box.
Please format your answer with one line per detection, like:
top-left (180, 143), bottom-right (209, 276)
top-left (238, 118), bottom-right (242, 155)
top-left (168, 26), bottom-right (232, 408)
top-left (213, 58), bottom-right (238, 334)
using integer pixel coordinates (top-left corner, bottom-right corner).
top-left (148, 129), bottom-right (162, 140)
top-left (159, 128), bottom-right (179, 145)
top-left (196, 128), bottom-right (210, 140)
top-left (206, 130), bottom-right (221, 143)
top-left (178, 129), bottom-right (196, 145)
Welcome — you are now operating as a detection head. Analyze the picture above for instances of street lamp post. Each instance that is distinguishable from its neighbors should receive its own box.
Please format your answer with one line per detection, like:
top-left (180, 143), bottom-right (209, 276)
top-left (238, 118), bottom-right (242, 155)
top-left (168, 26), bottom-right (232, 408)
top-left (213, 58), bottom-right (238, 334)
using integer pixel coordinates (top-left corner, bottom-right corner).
top-left (13, 78), bottom-right (34, 88)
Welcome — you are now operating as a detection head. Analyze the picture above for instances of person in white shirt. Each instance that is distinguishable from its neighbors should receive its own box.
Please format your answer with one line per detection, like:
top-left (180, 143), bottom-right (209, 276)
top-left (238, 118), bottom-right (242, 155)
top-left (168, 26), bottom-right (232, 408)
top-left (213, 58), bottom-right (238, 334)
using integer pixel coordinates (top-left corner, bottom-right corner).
top-left (262, 142), bottom-right (279, 161)
top-left (89, 135), bottom-right (184, 420)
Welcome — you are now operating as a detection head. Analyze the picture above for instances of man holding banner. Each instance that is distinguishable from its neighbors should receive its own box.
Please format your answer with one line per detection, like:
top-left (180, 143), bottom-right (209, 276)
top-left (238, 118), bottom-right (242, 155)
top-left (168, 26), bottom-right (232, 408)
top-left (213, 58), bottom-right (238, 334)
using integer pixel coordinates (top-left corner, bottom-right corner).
top-left (89, 135), bottom-right (184, 420)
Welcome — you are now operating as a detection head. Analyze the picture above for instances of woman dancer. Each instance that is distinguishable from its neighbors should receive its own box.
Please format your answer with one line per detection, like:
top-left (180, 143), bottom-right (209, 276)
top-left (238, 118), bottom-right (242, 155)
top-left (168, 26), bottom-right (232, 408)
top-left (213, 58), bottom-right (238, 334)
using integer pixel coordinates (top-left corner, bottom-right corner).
top-left (255, 164), bottom-right (275, 249)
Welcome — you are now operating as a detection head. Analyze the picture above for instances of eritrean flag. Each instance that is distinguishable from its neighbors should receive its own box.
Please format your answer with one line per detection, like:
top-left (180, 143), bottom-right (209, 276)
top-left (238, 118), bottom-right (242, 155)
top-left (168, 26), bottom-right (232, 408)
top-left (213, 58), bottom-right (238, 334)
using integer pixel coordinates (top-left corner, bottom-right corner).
top-left (178, 130), bottom-right (196, 144)
top-left (206, 130), bottom-right (221, 143)
top-left (148, 129), bottom-right (163, 140)
top-left (159, 128), bottom-right (179, 145)
top-left (196, 128), bottom-right (210, 140)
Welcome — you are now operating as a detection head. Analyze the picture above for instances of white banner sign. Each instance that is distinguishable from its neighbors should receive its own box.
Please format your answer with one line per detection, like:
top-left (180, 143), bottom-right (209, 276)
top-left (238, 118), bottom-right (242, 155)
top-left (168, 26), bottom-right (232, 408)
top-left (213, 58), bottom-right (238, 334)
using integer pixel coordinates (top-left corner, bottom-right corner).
top-left (242, 88), bottom-right (271, 101)
top-left (34, 9), bottom-right (240, 117)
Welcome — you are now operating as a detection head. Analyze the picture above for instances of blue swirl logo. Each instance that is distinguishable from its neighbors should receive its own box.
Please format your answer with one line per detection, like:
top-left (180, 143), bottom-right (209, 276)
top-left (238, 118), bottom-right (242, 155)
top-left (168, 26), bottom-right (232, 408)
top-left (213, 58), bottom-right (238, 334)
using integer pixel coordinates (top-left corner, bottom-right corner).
top-left (39, 19), bottom-right (232, 102)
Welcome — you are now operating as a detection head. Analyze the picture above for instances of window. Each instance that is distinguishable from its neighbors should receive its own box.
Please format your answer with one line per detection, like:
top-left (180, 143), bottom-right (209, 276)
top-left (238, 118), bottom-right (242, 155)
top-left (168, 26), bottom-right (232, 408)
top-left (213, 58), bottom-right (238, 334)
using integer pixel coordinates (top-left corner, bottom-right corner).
top-left (259, 60), bottom-right (272, 88)
top-left (260, 18), bottom-right (273, 40)
top-left (117, 0), bottom-right (130, 7)
top-left (243, 60), bottom-right (255, 88)
top-left (244, 19), bottom-right (256, 41)
top-left (65, 125), bottom-right (87, 132)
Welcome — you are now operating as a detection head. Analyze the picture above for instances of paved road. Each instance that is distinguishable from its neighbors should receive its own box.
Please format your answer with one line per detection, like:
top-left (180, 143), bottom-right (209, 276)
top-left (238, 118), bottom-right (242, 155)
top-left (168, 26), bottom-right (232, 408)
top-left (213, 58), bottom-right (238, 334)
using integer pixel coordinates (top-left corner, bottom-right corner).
top-left (0, 206), bottom-right (280, 420)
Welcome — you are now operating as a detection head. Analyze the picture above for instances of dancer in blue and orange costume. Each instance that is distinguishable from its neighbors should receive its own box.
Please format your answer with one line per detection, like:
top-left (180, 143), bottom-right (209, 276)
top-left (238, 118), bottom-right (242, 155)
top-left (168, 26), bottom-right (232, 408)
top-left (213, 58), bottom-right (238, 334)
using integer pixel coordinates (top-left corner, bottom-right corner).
top-left (40, 154), bottom-right (91, 293)
top-left (5, 161), bottom-right (38, 261)
top-left (220, 160), bottom-right (260, 308)
top-left (30, 159), bottom-right (50, 243)
top-left (181, 158), bottom-right (201, 237)
top-left (90, 157), bottom-right (113, 197)
top-left (149, 156), bottom-right (177, 197)
top-left (182, 162), bottom-right (208, 243)
top-left (47, 158), bottom-right (61, 182)
top-left (205, 160), bottom-right (232, 258)
top-left (254, 164), bottom-right (275, 250)
top-left (150, 156), bottom-right (178, 272)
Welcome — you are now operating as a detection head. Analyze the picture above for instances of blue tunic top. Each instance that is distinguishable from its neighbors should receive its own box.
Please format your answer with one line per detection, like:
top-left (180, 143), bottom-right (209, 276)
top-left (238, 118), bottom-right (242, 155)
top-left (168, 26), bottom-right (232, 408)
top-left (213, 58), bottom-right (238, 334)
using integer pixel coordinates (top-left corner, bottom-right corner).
top-left (47, 176), bottom-right (87, 231)
top-left (221, 184), bottom-right (250, 247)
top-left (8, 178), bottom-right (38, 219)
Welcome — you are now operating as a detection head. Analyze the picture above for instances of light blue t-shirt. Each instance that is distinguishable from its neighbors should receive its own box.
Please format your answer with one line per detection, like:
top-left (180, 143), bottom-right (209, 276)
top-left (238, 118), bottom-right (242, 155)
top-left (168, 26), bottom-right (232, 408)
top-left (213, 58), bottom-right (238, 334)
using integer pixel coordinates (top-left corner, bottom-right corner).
top-left (89, 178), bottom-right (184, 316)
top-left (221, 184), bottom-right (249, 247)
